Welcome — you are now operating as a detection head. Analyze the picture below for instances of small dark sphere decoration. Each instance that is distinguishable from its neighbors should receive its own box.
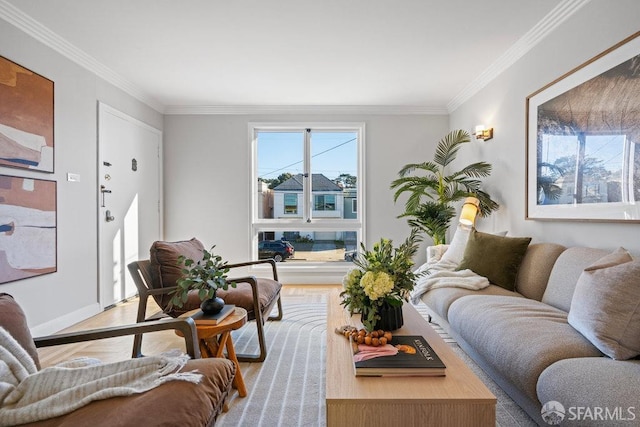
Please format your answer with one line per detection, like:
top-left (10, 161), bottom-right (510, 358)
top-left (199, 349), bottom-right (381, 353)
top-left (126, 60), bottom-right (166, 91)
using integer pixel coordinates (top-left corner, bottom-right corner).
top-left (200, 296), bottom-right (225, 315)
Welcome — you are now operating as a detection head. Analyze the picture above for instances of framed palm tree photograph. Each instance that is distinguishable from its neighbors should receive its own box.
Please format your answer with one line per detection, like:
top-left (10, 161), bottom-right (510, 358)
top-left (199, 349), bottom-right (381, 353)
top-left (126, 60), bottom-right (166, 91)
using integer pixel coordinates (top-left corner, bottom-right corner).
top-left (526, 31), bottom-right (640, 222)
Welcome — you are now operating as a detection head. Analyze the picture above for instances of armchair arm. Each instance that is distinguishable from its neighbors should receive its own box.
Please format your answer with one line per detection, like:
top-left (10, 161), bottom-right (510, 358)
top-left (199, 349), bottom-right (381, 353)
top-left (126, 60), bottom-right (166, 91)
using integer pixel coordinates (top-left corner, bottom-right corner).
top-left (33, 317), bottom-right (201, 359)
top-left (226, 275), bottom-right (261, 307)
top-left (227, 258), bottom-right (279, 281)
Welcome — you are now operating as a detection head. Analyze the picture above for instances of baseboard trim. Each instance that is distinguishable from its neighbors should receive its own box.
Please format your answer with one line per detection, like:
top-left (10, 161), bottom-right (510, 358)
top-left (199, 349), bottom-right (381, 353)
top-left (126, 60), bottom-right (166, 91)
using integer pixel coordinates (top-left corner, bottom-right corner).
top-left (30, 302), bottom-right (101, 337)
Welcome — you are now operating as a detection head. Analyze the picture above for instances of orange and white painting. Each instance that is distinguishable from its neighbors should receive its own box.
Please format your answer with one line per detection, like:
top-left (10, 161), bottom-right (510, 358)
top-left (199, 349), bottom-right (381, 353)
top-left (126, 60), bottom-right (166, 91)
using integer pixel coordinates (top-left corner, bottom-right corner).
top-left (0, 56), bottom-right (54, 173)
top-left (0, 175), bottom-right (56, 284)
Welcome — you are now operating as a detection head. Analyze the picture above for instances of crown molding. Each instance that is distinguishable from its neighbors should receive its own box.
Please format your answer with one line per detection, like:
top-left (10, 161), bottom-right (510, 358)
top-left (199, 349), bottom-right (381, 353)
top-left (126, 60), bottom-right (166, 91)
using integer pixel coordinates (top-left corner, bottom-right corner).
top-left (1, 0), bottom-right (590, 116)
top-left (163, 104), bottom-right (448, 115)
top-left (0, 0), bottom-right (164, 112)
top-left (447, 0), bottom-right (591, 113)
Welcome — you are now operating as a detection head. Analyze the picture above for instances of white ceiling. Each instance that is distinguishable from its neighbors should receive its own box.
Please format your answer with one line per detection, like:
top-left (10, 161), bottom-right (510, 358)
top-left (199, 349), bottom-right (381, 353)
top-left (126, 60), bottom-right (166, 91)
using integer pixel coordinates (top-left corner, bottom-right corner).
top-left (2, 0), bottom-right (587, 113)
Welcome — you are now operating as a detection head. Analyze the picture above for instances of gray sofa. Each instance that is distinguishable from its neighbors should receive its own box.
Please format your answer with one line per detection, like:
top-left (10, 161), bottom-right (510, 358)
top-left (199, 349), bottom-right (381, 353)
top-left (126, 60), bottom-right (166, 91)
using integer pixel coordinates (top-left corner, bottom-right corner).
top-left (419, 242), bottom-right (640, 426)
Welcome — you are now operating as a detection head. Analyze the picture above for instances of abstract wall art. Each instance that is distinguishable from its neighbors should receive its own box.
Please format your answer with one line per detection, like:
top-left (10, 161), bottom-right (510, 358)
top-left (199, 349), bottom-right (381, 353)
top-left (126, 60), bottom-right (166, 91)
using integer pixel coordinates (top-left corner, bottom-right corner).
top-left (0, 175), bottom-right (56, 284)
top-left (0, 56), bottom-right (54, 173)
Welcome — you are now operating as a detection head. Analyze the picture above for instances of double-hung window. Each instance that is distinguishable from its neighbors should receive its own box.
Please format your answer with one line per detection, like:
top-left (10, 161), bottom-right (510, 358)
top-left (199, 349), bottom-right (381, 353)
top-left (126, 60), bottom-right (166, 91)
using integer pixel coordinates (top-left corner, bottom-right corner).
top-left (251, 123), bottom-right (364, 279)
top-left (314, 194), bottom-right (336, 211)
top-left (284, 194), bottom-right (298, 214)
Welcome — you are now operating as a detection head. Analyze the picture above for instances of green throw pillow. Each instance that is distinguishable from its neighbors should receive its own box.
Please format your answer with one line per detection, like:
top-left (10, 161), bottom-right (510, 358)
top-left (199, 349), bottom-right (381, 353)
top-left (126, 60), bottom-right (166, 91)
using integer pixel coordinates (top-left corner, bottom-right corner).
top-left (457, 229), bottom-right (532, 291)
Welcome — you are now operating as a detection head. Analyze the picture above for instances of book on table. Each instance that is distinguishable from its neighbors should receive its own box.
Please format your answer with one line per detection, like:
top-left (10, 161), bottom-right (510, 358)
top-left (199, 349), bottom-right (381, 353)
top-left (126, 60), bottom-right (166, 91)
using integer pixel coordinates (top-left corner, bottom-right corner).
top-left (353, 335), bottom-right (446, 377)
top-left (189, 304), bottom-right (235, 325)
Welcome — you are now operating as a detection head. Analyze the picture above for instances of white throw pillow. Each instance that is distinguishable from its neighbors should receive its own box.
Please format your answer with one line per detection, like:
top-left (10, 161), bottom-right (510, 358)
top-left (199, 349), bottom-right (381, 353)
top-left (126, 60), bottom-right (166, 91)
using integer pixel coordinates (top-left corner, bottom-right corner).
top-left (438, 225), bottom-right (471, 266)
top-left (568, 247), bottom-right (640, 360)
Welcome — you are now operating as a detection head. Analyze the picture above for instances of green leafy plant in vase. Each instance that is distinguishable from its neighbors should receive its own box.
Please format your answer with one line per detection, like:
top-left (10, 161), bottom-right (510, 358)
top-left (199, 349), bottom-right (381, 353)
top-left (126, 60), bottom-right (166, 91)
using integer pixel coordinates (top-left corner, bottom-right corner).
top-left (169, 245), bottom-right (236, 315)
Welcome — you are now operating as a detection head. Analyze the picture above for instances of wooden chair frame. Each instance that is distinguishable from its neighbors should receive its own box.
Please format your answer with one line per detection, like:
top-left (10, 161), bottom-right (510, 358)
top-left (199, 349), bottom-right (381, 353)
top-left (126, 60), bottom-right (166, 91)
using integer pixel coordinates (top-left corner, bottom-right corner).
top-left (34, 317), bottom-right (201, 359)
top-left (128, 258), bottom-right (283, 362)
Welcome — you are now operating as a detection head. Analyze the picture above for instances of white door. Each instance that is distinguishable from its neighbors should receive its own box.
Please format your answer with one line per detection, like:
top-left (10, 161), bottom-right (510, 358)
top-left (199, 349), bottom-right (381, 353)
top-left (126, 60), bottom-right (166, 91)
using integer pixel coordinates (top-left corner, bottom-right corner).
top-left (98, 103), bottom-right (162, 308)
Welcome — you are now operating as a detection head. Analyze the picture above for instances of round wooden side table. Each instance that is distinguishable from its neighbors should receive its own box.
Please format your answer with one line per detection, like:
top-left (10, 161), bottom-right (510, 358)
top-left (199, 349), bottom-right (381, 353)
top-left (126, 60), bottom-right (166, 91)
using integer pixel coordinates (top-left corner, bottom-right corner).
top-left (181, 306), bottom-right (248, 398)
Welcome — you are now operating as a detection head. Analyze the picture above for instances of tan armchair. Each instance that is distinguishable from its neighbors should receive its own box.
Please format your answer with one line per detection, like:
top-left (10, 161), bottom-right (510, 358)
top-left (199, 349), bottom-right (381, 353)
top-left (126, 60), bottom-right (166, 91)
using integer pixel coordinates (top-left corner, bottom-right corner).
top-left (0, 293), bottom-right (235, 426)
top-left (128, 238), bottom-right (283, 362)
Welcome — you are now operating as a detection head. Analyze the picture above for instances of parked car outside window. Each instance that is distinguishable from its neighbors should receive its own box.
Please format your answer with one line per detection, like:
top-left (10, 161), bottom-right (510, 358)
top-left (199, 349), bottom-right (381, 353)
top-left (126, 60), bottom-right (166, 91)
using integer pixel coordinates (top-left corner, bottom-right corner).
top-left (258, 240), bottom-right (295, 262)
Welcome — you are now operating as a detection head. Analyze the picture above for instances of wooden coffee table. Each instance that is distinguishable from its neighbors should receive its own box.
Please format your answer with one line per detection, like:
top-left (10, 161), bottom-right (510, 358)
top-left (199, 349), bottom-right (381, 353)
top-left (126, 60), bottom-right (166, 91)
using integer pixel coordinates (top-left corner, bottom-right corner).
top-left (326, 290), bottom-right (496, 426)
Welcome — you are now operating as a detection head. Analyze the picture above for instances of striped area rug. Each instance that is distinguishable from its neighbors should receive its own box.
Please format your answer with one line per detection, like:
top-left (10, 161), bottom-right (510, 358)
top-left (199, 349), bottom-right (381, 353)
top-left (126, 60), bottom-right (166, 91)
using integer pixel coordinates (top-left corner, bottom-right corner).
top-left (412, 303), bottom-right (457, 344)
top-left (216, 299), bottom-right (535, 427)
top-left (217, 300), bottom-right (326, 427)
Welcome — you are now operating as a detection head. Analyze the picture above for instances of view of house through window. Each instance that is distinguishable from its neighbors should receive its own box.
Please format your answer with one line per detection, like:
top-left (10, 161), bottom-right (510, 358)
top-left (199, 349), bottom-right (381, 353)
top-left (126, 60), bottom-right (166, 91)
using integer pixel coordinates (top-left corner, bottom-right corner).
top-left (253, 126), bottom-right (362, 263)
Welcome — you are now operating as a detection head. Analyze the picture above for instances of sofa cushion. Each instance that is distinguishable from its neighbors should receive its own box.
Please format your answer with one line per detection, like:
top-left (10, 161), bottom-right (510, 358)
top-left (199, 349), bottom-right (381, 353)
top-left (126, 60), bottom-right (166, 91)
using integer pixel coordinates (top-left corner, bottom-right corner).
top-left (568, 248), bottom-right (640, 360)
top-left (457, 230), bottom-right (531, 291)
top-left (515, 243), bottom-right (566, 301)
top-left (448, 295), bottom-right (602, 405)
top-left (537, 357), bottom-right (640, 423)
top-left (542, 247), bottom-right (610, 312)
top-left (149, 238), bottom-right (205, 310)
top-left (0, 293), bottom-right (40, 370)
top-left (22, 358), bottom-right (236, 427)
top-left (420, 284), bottom-right (522, 321)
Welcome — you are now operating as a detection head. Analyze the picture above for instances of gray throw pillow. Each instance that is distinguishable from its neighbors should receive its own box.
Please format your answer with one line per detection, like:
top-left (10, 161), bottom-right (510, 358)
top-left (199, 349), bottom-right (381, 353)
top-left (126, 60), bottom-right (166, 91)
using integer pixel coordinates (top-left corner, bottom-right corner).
top-left (456, 229), bottom-right (531, 291)
top-left (568, 248), bottom-right (640, 360)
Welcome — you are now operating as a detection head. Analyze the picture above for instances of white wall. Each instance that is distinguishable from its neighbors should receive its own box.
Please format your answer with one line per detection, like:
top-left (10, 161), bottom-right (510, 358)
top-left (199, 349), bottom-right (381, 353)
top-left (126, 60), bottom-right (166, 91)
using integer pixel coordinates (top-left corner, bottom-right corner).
top-left (0, 20), bottom-right (162, 334)
top-left (163, 114), bottom-right (448, 280)
top-left (449, 0), bottom-right (640, 255)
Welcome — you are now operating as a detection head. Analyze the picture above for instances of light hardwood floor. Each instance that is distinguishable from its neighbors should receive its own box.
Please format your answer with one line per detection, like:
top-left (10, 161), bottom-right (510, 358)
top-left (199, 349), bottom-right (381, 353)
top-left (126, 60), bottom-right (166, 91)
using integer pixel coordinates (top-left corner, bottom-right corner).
top-left (36, 285), bottom-right (339, 368)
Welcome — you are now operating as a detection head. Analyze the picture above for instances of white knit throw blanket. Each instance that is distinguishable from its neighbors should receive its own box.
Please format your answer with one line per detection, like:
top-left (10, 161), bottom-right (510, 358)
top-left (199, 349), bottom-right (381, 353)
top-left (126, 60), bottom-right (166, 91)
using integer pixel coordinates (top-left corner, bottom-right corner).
top-left (410, 257), bottom-right (490, 304)
top-left (0, 327), bottom-right (202, 426)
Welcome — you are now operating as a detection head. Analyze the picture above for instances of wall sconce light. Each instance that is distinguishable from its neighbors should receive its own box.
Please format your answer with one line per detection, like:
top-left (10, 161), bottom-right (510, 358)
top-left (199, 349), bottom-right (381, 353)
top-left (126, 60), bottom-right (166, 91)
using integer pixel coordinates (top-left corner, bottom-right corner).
top-left (459, 197), bottom-right (481, 227)
top-left (474, 125), bottom-right (493, 141)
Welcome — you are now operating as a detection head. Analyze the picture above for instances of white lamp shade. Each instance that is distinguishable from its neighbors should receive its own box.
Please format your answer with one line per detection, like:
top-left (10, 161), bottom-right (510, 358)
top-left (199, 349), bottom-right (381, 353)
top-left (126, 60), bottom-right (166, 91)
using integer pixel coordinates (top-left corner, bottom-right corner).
top-left (459, 197), bottom-right (480, 226)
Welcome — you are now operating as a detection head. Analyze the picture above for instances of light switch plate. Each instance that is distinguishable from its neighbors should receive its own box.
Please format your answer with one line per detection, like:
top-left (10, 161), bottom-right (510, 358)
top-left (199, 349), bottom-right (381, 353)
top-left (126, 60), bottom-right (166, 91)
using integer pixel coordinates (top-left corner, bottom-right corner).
top-left (67, 173), bottom-right (80, 182)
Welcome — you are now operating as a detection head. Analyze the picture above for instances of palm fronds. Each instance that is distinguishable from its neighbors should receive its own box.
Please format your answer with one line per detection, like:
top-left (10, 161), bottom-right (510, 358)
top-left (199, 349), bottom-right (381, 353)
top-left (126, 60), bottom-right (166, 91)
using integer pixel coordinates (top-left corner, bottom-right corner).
top-left (390, 129), bottom-right (499, 244)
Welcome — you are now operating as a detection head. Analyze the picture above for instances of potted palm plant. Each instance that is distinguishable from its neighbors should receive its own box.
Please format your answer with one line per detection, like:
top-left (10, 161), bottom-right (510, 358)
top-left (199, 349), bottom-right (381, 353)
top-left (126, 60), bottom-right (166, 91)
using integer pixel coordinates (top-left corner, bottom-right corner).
top-left (390, 129), bottom-right (499, 245)
top-left (168, 245), bottom-right (236, 314)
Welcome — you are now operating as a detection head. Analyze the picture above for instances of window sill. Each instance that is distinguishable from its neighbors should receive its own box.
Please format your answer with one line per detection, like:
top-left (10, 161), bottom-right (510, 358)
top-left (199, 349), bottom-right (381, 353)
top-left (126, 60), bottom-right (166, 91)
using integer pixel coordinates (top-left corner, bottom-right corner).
top-left (249, 261), bottom-right (352, 285)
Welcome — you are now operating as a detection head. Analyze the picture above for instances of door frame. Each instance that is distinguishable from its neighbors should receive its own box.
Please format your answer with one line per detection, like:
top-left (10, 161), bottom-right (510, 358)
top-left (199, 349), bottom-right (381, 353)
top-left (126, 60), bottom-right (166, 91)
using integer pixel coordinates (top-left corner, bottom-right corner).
top-left (97, 102), bottom-right (163, 309)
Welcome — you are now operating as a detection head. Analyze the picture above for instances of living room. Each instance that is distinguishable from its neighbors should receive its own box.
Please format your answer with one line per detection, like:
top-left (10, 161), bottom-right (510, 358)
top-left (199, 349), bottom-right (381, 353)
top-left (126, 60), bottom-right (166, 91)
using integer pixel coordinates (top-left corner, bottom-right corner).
top-left (0, 0), bottom-right (639, 425)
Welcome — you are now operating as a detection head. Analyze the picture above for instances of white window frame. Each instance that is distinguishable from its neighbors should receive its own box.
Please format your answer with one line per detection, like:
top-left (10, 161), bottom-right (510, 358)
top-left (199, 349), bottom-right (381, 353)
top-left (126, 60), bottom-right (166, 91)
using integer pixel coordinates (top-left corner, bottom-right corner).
top-left (249, 122), bottom-right (366, 283)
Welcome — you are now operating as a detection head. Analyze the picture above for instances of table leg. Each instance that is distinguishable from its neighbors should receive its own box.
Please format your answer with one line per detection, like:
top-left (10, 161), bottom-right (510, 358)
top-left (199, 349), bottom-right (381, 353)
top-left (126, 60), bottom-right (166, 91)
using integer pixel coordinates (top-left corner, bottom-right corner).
top-left (225, 334), bottom-right (247, 397)
top-left (215, 333), bottom-right (229, 358)
top-left (199, 340), bottom-right (212, 358)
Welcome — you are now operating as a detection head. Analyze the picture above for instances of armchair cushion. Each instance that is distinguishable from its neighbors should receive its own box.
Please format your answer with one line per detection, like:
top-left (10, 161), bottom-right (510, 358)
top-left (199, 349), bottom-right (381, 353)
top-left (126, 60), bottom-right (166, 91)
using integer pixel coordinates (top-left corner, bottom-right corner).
top-left (217, 279), bottom-right (281, 320)
top-left (149, 238), bottom-right (205, 312)
top-left (0, 293), bottom-right (40, 369)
